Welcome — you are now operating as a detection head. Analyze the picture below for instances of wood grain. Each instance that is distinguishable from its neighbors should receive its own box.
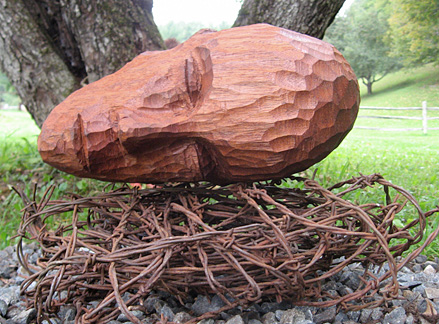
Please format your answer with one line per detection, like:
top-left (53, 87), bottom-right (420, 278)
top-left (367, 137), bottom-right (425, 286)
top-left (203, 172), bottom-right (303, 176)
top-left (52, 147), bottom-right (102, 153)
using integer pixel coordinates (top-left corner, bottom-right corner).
top-left (38, 24), bottom-right (360, 184)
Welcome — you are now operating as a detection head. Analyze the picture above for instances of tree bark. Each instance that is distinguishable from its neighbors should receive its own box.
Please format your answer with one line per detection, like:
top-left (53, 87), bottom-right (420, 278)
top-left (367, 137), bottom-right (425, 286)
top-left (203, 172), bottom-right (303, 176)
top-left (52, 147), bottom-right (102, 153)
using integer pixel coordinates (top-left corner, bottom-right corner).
top-left (233, 0), bottom-right (346, 39)
top-left (0, 0), bottom-right (164, 127)
top-left (365, 81), bottom-right (373, 95)
top-left (0, 0), bottom-right (79, 127)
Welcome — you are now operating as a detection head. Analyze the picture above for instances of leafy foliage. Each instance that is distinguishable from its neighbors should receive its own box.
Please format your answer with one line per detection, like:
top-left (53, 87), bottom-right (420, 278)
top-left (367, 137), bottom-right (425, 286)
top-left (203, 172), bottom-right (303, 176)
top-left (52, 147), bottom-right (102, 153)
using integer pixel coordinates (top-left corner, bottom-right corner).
top-left (388, 0), bottom-right (439, 66)
top-left (158, 21), bottom-right (231, 42)
top-left (0, 72), bottom-right (20, 105)
top-left (325, 0), bottom-right (401, 94)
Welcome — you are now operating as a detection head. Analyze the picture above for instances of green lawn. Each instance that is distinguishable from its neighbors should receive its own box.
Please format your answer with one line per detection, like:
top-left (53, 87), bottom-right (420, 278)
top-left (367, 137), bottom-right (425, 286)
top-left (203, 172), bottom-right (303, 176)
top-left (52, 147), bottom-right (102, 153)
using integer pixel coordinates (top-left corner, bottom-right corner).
top-left (0, 63), bottom-right (438, 255)
top-left (359, 64), bottom-right (439, 107)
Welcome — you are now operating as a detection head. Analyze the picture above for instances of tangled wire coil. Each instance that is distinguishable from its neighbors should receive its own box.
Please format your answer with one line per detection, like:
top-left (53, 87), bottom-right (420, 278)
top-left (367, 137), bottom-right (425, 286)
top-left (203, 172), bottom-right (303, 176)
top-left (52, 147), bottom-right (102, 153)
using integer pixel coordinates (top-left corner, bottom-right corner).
top-left (14, 174), bottom-right (439, 323)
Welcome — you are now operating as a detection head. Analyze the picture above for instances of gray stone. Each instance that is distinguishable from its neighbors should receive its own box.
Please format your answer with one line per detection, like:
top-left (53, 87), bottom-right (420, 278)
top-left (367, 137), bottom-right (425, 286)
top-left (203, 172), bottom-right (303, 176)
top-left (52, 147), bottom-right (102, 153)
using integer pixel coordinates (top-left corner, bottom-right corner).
top-left (275, 310), bottom-right (284, 321)
top-left (359, 309), bottom-right (372, 323)
top-left (260, 301), bottom-right (290, 314)
top-left (334, 311), bottom-right (349, 324)
top-left (413, 284), bottom-right (427, 298)
top-left (0, 286), bottom-right (20, 305)
top-left (370, 308), bottom-right (383, 321)
top-left (145, 295), bottom-right (163, 313)
top-left (42, 319), bottom-right (61, 324)
top-left (0, 299), bottom-right (7, 317)
top-left (391, 298), bottom-right (405, 307)
top-left (225, 315), bottom-right (244, 324)
top-left (197, 319), bottom-right (215, 324)
top-left (211, 295), bottom-right (226, 309)
top-left (340, 271), bottom-right (362, 290)
top-left (242, 310), bottom-right (260, 323)
top-left (415, 255), bottom-right (428, 263)
top-left (325, 289), bottom-right (339, 298)
top-left (116, 310), bottom-right (144, 322)
top-left (6, 305), bottom-right (22, 318)
top-left (299, 308), bottom-right (314, 321)
top-left (347, 310), bottom-right (361, 322)
top-left (58, 306), bottom-right (76, 321)
top-left (279, 309), bottom-right (306, 324)
top-left (0, 260), bottom-right (14, 278)
top-left (121, 292), bottom-right (132, 303)
top-left (398, 274), bottom-right (423, 288)
top-left (0, 250), bottom-right (9, 260)
top-left (425, 287), bottom-right (439, 299)
top-left (246, 304), bottom-right (262, 313)
top-left (405, 314), bottom-right (415, 324)
top-left (261, 312), bottom-right (278, 324)
top-left (64, 309), bottom-right (76, 322)
top-left (417, 298), bottom-right (428, 313)
top-left (313, 307), bottom-right (336, 324)
top-left (192, 295), bottom-right (224, 317)
top-left (173, 311), bottom-right (193, 324)
top-left (191, 295), bottom-right (210, 315)
top-left (383, 307), bottom-right (406, 324)
top-left (248, 320), bottom-right (263, 324)
top-left (321, 281), bottom-right (337, 291)
top-left (220, 311), bottom-right (233, 321)
top-left (11, 308), bottom-right (36, 324)
top-left (338, 286), bottom-right (354, 296)
top-left (87, 300), bottom-right (100, 309)
top-left (412, 264), bottom-right (423, 273)
top-left (3, 246), bottom-right (14, 255)
top-left (160, 305), bottom-right (174, 322)
top-left (400, 265), bottom-right (413, 274)
top-left (425, 261), bottom-right (439, 271)
top-left (424, 265), bottom-right (437, 275)
top-left (261, 302), bottom-right (280, 314)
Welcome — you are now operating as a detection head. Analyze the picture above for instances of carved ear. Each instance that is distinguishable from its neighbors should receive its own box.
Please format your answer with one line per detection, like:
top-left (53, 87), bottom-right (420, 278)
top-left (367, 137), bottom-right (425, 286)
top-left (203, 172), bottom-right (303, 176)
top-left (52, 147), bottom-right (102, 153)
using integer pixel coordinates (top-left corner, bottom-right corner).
top-left (185, 47), bottom-right (213, 109)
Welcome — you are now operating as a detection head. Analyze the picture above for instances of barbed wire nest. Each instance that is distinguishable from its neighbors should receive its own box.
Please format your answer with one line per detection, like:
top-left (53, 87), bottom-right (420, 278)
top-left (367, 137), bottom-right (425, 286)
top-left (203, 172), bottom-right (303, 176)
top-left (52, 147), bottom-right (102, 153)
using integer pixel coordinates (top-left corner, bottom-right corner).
top-left (14, 174), bottom-right (439, 324)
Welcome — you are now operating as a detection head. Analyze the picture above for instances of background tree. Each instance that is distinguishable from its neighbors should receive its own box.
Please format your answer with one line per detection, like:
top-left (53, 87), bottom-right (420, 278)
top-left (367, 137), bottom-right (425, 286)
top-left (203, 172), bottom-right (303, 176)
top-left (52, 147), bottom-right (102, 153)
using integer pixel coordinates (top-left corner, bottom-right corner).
top-left (0, 0), bottom-right (345, 127)
top-left (234, 0), bottom-right (345, 39)
top-left (388, 0), bottom-right (439, 66)
top-left (159, 21), bottom-right (231, 42)
top-left (0, 0), bottom-right (164, 127)
top-left (325, 0), bottom-right (401, 95)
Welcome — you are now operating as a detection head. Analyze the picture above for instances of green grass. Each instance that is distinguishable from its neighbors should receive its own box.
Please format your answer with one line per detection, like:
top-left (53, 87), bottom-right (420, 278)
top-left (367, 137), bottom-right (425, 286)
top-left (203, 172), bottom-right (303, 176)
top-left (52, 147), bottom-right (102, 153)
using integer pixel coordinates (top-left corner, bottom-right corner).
top-left (355, 64), bottom-right (439, 130)
top-left (359, 64), bottom-right (439, 107)
top-left (0, 110), bottom-right (107, 249)
top-left (0, 63), bottom-right (439, 256)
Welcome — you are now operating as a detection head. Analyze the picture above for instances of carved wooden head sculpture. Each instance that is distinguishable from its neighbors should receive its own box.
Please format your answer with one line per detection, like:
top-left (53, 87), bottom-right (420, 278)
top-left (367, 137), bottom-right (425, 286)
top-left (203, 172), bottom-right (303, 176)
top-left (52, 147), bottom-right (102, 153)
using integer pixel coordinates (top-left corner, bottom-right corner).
top-left (38, 24), bottom-right (360, 184)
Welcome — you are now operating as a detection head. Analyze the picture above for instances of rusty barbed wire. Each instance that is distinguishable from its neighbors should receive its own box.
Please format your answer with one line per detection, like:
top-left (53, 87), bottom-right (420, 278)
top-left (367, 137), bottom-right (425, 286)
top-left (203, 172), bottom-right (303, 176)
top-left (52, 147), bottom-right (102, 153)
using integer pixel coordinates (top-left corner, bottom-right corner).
top-left (14, 174), bottom-right (439, 323)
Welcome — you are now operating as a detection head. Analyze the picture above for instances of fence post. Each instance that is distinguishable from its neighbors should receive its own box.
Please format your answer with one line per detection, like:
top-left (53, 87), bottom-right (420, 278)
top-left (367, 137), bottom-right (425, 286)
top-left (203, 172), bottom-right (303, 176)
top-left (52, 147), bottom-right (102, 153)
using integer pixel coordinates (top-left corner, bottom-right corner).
top-left (422, 101), bottom-right (428, 134)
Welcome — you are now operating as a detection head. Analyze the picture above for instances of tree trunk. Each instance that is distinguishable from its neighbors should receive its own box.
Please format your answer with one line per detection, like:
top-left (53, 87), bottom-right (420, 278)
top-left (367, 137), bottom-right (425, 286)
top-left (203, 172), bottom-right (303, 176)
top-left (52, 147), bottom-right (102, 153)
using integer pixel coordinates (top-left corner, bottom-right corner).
top-left (0, 0), bottom-right (164, 127)
top-left (366, 82), bottom-right (373, 95)
top-left (234, 0), bottom-right (345, 39)
top-left (0, 0), bottom-right (79, 127)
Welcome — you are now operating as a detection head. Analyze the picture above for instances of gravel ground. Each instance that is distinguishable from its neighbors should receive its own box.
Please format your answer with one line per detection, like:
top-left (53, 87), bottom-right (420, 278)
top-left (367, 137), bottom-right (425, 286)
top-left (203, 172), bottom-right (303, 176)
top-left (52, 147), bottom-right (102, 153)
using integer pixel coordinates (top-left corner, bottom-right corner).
top-left (1, 243), bottom-right (439, 324)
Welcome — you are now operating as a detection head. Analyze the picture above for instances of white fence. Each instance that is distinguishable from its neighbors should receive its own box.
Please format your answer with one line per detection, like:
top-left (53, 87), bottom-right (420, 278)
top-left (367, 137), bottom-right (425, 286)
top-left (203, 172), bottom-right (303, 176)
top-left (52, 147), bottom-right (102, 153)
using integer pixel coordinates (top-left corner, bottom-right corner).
top-left (355, 101), bottom-right (439, 134)
top-left (0, 103), bottom-right (26, 111)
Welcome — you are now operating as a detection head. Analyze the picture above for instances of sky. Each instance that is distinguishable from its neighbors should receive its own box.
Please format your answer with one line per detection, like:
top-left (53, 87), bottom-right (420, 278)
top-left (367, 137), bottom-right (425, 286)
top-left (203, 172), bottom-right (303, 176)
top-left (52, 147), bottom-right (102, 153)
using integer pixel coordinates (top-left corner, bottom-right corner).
top-left (153, 0), bottom-right (355, 27)
top-left (153, 0), bottom-right (242, 26)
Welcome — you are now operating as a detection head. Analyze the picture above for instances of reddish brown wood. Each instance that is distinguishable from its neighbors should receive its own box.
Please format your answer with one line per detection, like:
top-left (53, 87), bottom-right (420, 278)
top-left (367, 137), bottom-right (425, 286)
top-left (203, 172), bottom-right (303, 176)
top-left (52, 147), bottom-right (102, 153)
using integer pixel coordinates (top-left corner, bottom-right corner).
top-left (38, 24), bottom-right (360, 184)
